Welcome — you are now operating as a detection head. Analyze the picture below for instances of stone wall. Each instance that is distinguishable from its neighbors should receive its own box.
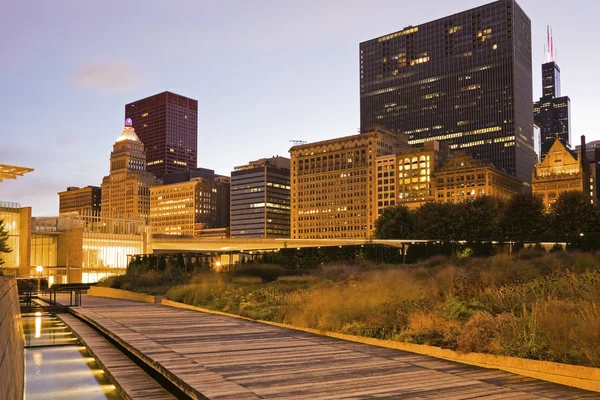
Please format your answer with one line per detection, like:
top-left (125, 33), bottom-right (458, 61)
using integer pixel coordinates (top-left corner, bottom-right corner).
top-left (0, 277), bottom-right (24, 400)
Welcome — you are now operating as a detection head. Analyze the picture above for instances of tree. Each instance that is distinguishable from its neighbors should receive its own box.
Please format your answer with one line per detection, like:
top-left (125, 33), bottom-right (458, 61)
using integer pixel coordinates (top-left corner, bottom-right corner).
top-left (0, 219), bottom-right (12, 268)
top-left (373, 205), bottom-right (415, 239)
top-left (549, 191), bottom-right (600, 236)
top-left (502, 193), bottom-right (547, 241)
top-left (413, 202), bottom-right (460, 240)
top-left (456, 196), bottom-right (504, 241)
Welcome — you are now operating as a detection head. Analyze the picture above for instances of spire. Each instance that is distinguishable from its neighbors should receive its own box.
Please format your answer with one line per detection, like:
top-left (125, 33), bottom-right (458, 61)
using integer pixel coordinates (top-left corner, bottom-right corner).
top-left (115, 118), bottom-right (141, 143)
top-left (546, 25), bottom-right (555, 63)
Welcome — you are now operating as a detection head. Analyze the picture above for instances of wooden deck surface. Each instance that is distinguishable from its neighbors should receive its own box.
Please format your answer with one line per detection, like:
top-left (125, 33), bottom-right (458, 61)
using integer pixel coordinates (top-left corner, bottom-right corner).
top-left (67, 295), bottom-right (599, 400)
top-left (57, 313), bottom-right (176, 400)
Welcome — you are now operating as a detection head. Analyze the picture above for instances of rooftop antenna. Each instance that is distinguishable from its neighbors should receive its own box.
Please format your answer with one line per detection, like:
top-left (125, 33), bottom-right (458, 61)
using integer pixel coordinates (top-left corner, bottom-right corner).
top-left (546, 25), bottom-right (555, 62)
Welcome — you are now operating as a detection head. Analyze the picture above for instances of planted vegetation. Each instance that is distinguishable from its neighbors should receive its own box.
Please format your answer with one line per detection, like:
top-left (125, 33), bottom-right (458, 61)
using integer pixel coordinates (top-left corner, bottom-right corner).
top-left (102, 250), bottom-right (600, 368)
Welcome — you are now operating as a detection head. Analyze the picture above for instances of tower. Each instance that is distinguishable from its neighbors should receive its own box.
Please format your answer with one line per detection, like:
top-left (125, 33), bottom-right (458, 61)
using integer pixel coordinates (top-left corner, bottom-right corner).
top-left (101, 119), bottom-right (158, 220)
top-left (534, 26), bottom-right (571, 161)
top-left (359, 0), bottom-right (534, 184)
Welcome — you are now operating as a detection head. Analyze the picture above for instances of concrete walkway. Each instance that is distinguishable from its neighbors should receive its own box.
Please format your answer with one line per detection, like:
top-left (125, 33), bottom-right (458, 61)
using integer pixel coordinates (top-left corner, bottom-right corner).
top-left (69, 295), bottom-right (599, 400)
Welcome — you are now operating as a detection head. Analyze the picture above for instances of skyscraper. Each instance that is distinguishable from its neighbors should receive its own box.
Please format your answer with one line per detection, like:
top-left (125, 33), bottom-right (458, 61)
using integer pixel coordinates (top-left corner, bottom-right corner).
top-left (101, 120), bottom-right (158, 220)
top-left (125, 91), bottom-right (198, 179)
top-left (230, 157), bottom-right (290, 238)
top-left (360, 0), bottom-right (534, 184)
top-left (533, 27), bottom-right (571, 162)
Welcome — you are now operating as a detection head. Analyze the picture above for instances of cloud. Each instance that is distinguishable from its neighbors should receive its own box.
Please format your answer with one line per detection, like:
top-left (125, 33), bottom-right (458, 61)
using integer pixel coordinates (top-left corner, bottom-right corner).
top-left (71, 61), bottom-right (140, 93)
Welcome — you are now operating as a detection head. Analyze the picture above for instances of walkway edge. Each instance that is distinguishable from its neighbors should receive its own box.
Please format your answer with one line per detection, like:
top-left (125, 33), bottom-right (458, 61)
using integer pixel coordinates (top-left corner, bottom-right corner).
top-left (93, 288), bottom-right (600, 393)
top-left (160, 300), bottom-right (600, 393)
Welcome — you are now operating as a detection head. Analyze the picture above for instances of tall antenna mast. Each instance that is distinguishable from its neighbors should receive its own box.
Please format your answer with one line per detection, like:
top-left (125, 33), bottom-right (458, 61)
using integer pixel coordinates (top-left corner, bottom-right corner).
top-left (546, 25), bottom-right (555, 62)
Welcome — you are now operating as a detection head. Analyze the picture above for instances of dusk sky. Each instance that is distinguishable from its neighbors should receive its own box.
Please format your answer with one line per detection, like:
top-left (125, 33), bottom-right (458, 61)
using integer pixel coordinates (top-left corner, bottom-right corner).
top-left (1, 0), bottom-right (597, 216)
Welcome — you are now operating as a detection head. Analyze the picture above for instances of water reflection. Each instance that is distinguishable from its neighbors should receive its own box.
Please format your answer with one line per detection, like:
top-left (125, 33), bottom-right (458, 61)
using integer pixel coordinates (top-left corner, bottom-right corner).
top-left (23, 311), bottom-right (122, 400)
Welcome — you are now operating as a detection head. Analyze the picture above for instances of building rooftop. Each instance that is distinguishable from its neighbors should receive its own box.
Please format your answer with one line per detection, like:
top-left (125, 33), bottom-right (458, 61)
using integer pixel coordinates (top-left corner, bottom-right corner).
top-left (115, 125), bottom-right (141, 143)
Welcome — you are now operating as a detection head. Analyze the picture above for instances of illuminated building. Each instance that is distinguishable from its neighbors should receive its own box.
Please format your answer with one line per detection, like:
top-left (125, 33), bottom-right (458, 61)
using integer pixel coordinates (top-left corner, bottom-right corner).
top-left (533, 136), bottom-right (591, 209)
top-left (533, 27), bottom-right (571, 161)
top-left (576, 139), bottom-right (600, 201)
top-left (375, 140), bottom-right (449, 214)
top-left (101, 120), bottom-right (159, 220)
top-left (290, 127), bottom-right (411, 239)
top-left (0, 202), bottom-right (31, 276)
top-left (434, 153), bottom-right (522, 203)
top-left (150, 169), bottom-right (230, 237)
top-left (125, 91), bottom-right (198, 179)
top-left (30, 214), bottom-right (147, 284)
top-left (359, 0), bottom-right (535, 184)
top-left (58, 186), bottom-right (101, 216)
top-left (231, 157), bottom-right (290, 238)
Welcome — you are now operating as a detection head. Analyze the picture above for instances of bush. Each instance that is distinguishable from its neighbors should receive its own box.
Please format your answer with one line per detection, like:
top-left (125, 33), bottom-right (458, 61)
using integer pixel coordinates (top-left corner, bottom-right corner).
top-left (551, 243), bottom-right (564, 253)
top-left (230, 264), bottom-right (288, 282)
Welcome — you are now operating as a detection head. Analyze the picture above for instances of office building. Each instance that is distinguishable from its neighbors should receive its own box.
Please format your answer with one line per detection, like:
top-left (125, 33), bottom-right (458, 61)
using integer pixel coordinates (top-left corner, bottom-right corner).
top-left (58, 186), bottom-right (101, 216)
top-left (533, 27), bottom-right (571, 161)
top-left (375, 140), bottom-right (449, 214)
top-left (231, 157), bottom-right (290, 238)
top-left (532, 136), bottom-right (588, 209)
top-left (0, 202), bottom-right (31, 277)
top-left (360, 0), bottom-right (534, 183)
top-left (101, 121), bottom-right (158, 220)
top-left (434, 153), bottom-right (522, 203)
top-left (150, 168), bottom-right (230, 237)
top-left (576, 139), bottom-right (600, 202)
top-left (290, 127), bottom-right (411, 239)
top-left (125, 91), bottom-right (198, 178)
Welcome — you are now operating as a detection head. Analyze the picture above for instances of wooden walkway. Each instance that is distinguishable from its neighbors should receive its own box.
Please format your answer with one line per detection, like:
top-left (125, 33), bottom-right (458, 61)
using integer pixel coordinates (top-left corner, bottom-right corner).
top-left (57, 313), bottom-right (175, 400)
top-left (68, 295), bottom-right (599, 400)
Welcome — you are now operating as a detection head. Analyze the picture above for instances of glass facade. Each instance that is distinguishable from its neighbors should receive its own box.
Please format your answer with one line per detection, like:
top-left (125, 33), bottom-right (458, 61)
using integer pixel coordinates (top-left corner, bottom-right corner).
top-left (0, 202), bottom-right (21, 273)
top-left (231, 158), bottom-right (290, 238)
top-left (360, 0), bottom-right (534, 184)
top-left (533, 62), bottom-right (571, 161)
top-left (125, 91), bottom-right (198, 179)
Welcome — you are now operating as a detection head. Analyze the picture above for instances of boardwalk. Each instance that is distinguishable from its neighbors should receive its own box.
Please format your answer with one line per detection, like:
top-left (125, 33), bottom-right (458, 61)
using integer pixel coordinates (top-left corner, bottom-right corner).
top-left (69, 295), bottom-right (598, 400)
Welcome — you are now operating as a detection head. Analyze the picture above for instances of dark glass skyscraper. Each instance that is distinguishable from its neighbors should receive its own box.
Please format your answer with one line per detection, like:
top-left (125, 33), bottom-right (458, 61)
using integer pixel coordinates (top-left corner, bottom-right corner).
top-left (125, 91), bottom-right (198, 179)
top-left (533, 28), bottom-right (571, 162)
top-left (360, 0), bottom-right (534, 183)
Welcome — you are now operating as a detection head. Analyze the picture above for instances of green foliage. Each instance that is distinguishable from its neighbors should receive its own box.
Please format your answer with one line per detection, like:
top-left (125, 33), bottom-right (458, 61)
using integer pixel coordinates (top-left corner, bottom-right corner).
top-left (230, 264), bottom-right (289, 282)
top-left (457, 196), bottom-right (504, 241)
top-left (413, 202), bottom-right (459, 240)
top-left (502, 194), bottom-right (547, 240)
top-left (0, 219), bottom-right (12, 267)
top-left (374, 205), bottom-right (415, 239)
top-left (550, 243), bottom-right (564, 253)
top-left (550, 191), bottom-right (599, 236)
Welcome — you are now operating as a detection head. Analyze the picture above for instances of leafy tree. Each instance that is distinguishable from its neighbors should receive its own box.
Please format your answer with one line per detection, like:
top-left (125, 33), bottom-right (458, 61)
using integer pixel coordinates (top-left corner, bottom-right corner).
top-left (502, 193), bottom-right (547, 241)
top-left (414, 202), bottom-right (460, 240)
top-left (0, 219), bottom-right (12, 268)
top-left (373, 205), bottom-right (415, 239)
top-left (549, 191), bottom-right (599, 236)
top-left (456, 196), bottom-right (504, 241)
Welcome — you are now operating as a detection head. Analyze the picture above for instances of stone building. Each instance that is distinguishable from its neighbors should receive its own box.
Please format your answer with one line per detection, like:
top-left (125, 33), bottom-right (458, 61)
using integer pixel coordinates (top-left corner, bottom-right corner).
top-left (101, 120), bottom-right (159, 220)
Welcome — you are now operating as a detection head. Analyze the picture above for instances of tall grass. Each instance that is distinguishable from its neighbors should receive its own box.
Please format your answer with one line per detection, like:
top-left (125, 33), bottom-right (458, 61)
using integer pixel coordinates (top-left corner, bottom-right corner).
top-left (156, 252), bottom-right (600, 367)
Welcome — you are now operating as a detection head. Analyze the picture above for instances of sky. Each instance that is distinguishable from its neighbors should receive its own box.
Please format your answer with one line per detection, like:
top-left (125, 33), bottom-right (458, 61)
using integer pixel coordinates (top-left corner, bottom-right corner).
top-left (1, 0), bottom-right (597, 216)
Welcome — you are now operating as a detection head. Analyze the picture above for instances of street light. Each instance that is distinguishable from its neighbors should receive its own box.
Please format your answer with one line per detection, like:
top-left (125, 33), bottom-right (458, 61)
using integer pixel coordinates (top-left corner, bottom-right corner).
top-left (36, 265), bottom-right (43, 292)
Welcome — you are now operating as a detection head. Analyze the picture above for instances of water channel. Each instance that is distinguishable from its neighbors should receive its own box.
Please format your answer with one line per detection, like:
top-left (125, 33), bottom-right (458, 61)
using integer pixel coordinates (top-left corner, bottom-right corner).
top-left (21, 307), bottom-right (123, 400)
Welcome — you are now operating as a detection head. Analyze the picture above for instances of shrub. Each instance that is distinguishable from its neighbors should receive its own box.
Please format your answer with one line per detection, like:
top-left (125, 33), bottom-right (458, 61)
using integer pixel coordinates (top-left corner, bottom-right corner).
top-left (550, 243), bottom-right (564, 253)
top-left (230, 264), bottom-right (288, 282)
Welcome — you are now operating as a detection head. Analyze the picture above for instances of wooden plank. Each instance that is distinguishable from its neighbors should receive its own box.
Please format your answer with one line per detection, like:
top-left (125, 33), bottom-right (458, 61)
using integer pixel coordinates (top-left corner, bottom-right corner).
top-left (68, 295), bottom-right (598, 399)
top-left (57, 313), bottom-right (176, 400)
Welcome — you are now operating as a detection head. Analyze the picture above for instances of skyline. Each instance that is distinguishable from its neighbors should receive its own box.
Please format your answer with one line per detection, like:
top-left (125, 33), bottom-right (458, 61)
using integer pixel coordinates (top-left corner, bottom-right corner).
top-left (1, 0), bottom-right (597, 216)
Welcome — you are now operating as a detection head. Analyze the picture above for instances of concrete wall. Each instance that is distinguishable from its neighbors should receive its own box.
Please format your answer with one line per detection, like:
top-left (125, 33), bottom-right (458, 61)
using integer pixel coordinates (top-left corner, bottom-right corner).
top-left (0, 277), bottom-right (24, 400)
top-left (88, 286), bottom-right (162, 304)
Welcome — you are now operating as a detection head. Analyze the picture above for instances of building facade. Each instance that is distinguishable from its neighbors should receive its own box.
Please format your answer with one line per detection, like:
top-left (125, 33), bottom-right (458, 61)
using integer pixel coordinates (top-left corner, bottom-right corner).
top-left (290, 127), bottom-right (412, 239)
top-left (125, 91), bottom-right (198, 178)
top-left (231, 157), bottom-right (290, 238)
top-left (434, 153), bottom-right (522, 203)
top-left (0, 203), bottom-right (31, 277)
top-left (532, 137), bottom-right (589, 209)
top-left (58, 186), bottom-right (101, 216)
top-left (359, 0), bottom-right (534, 184)
top-left (150, 170), bottom-right (230, 237)
top-left (101, 121), bottom-right (158, 220)
top-left (375, 140), bottom-right (449, 215)
top-left (533, 29), bottom-right (571, 161)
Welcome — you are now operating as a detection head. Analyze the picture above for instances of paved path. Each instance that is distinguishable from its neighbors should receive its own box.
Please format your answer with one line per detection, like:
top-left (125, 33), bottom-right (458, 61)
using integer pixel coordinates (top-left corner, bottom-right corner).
top-left (69, 295), bottom-right (598, 400)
